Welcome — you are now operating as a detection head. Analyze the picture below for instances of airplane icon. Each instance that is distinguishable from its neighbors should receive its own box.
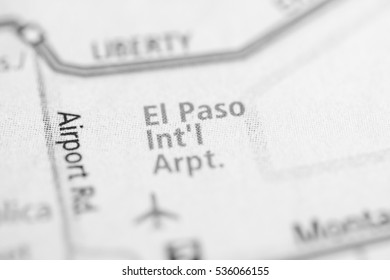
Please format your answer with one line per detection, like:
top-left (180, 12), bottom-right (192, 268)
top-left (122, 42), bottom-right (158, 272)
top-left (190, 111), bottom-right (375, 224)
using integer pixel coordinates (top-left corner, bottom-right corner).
top-left (134, 193), bottom-right (178, 229)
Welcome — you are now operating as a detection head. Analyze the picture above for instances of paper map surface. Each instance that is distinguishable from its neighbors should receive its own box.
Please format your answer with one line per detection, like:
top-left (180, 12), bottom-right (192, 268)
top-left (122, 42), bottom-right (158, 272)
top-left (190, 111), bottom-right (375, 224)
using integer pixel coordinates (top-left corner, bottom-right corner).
top-left (1, 0), bottom-right (390, 259)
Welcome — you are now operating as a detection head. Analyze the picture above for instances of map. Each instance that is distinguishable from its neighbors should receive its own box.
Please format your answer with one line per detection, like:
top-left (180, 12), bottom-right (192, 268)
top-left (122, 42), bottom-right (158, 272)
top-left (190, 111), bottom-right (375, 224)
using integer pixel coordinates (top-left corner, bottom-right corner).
top-left (1, 0), bottom-right (390, 259)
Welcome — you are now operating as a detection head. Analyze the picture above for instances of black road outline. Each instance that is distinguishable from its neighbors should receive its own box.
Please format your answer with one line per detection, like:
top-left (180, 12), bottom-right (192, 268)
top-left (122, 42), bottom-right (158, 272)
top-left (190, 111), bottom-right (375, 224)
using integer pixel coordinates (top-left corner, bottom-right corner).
top-left (0, 0), bottom-right (338, 77)
top-left (289, 233), bottom-right (390, 260)
top-left (35, 56), bottom-right (74, 259)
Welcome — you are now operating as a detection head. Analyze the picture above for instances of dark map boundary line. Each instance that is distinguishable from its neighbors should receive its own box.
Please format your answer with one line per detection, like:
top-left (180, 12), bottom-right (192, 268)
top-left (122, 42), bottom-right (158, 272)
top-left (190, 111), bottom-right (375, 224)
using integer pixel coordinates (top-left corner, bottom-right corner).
top-left (288, 234), bottom-right (390, 260)
top-left (35, 56), bottom-right (74, 259)
top-left (0, 0), bottom-right (338, 77)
